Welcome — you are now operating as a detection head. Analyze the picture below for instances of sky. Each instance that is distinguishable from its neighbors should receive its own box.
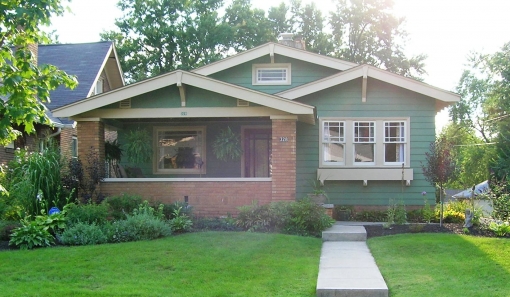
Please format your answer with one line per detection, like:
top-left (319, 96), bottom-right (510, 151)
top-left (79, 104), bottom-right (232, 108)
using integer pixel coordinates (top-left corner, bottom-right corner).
top-left (48, 0), bottom-right (510, 127)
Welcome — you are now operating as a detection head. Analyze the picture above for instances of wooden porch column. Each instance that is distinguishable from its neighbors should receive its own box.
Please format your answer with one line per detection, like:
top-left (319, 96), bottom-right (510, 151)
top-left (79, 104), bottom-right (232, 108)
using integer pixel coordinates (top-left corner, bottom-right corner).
top-left (271, 116), bottom-right (297, 201)
top-left (77, 120), bottom-right (105, 174)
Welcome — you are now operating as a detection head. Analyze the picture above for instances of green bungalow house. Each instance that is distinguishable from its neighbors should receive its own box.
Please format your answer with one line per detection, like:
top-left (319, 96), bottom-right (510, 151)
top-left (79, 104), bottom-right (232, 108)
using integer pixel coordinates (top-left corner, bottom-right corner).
top-left (53, 38), bottom-right (460, 217)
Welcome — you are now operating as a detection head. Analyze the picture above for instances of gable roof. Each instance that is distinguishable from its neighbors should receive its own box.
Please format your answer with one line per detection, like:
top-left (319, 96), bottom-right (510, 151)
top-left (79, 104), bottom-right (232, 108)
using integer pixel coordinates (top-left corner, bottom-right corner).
top-left (53, 70), bottom-right (316, 124)
top-left (276, 64), bottom-right (460, 104)
top-left (38, 41), bottom-right (125, 110)
top-left (192, 42), bottom-right (358, 76)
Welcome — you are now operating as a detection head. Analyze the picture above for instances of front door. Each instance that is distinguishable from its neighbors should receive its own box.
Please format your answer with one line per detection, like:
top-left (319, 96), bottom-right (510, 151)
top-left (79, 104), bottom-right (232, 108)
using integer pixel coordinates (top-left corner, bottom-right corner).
top-left (243, 128), bottom-right (271, 177)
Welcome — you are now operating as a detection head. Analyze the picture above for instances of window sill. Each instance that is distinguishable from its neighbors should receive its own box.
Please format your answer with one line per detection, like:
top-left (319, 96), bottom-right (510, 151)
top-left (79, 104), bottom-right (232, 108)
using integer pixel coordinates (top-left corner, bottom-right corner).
top-left (317, 168), bottom-right (413, 186)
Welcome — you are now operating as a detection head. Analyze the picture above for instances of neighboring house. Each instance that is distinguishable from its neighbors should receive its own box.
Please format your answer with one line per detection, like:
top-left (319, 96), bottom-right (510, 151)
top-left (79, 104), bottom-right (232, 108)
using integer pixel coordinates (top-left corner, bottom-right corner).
top-left (0, 41), bottom-right (124, 165)
top-left (53, 37), bottom-right (460, 217)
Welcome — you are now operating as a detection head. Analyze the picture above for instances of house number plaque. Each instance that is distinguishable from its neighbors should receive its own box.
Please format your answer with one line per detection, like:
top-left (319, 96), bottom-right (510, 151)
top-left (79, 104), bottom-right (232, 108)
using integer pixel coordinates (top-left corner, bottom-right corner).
top-left (181, 112), bottom-right (187, 116)
top-left (280, 137), bottom-right (288, 142)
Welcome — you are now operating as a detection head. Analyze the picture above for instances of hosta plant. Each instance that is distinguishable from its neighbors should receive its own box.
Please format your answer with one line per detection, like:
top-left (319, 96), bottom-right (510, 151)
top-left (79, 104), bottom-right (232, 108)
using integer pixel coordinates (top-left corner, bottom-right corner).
top-left (9, 219), bottom-right (54, 250)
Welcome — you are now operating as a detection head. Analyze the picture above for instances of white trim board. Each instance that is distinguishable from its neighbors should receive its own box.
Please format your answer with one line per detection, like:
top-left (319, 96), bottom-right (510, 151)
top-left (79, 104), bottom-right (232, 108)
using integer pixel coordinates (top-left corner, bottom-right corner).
top-left (277, 64), bottom-right (460, 103)
top-left (192, 43), bottom-right (357, 76)
top-left (53, 70), bottom-right (316, 123)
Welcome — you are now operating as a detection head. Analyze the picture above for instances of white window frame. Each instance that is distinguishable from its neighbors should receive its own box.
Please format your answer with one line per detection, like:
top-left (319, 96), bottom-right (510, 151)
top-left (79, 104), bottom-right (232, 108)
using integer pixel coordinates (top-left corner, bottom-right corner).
top-left (383, 121), bottom-right (406, 165)
top-left (94, 78), bottom-right (104, 95)
top-left (321, 121), bottom-right (345, 166)
top-left (153, 126), bottom-right (206, 175)
top-left (252, 63), bottom-right (291, 85)
top-left (71, 136), bottom-right (78, 158)
top-left (319, 118), bottom-right (410, 168)
top-left (353, 121), bottom-right (376, 166)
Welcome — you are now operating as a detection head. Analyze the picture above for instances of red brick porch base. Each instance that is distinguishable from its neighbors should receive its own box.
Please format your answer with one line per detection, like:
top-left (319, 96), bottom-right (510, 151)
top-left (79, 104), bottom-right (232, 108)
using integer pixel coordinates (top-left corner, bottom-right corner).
top-left (100, 180), bottom-right (273, 217)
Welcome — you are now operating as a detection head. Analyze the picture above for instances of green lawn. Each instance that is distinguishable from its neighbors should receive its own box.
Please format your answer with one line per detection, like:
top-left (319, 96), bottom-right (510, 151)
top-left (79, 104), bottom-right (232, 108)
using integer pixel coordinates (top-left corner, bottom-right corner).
top-left (368, 233), bottom-right (510, 297)
top-left (0, 232), bottom-right (321, 297)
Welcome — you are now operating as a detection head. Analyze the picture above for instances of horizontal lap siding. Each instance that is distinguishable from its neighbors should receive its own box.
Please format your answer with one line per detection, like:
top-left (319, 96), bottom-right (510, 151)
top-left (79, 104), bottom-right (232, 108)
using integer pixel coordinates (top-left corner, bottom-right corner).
top-left (100, 181), bottom-right (272, 217)
top-left (210, 56), bottom-right (339, 93)
top-left (295, 78), bottom-right (436, 206)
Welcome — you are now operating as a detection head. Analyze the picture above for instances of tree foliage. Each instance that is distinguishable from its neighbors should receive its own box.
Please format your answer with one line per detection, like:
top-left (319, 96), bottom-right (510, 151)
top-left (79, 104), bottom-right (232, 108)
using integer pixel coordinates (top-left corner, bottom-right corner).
top-left (421, 138), bottom-right (457, 227)
top-left (450, 42), bottom-right (510, 181)
top-left (438, 123), bottom-right (495, 189)
top-left (104, 0), bottom-right (426, 82)
top-left (0, 0), bottom-right (77, 145)
top-left (100, 0), bottom-right (231, 82)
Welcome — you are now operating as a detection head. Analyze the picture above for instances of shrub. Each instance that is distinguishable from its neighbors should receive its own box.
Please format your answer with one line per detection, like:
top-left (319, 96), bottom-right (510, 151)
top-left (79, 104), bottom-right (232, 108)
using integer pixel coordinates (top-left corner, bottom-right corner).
top-left (387, 199), bottom-right (407, 225)
top-left (236, 200), bottom-right (334, 237)
top-left (59, 222), bottom-right (108, 245)
top-left (353, 210), bottom-right (387, 222)
top-left (9, 218), bottom-right (54, 250)
top-left (487, 182), bottom-right (510, 221)
top-left (65, 202), bottom-right (109, 226)
top-left (236, 202), bottom-right (276, 232)
top-left (104, 202), bottom-right (171, 243)
top-left (436, 200), bottom-right (482, 224)
top-left (488, 221), bottom-right (510, 237)
top-left (169, 207), bottom-right (193, 233)
top-left (193, 216), bottom-right (241, 231)
top-left (161, 201), bottom-right (193, 220)
top-left (284, 199), bottom-right (335, 237)
top-left (6, 146), bottom-right (66, 216)
top-left (105, 194), bottom-right (143, 220)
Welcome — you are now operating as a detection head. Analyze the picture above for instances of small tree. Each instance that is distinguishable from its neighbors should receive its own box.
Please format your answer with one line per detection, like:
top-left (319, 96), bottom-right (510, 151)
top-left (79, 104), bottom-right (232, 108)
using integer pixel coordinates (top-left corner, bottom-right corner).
top-left (421, 139), bottom-right (457, 227)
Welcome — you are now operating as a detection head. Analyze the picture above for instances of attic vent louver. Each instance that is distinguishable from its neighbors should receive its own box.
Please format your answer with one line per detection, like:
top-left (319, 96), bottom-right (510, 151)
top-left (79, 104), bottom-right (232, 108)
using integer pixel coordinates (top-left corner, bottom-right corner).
top-left (119, 99), bottom-right (131, 109)
top-left (237, 99), bottom-right (249, 107)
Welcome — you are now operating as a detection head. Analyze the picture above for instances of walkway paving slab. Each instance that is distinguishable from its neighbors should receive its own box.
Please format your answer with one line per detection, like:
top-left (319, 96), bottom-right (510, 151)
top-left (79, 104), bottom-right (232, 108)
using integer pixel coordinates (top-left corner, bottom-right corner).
top-left (316, 225), bottom-right (388, 297)
top-left (322, 225), bottom-right (367, 241)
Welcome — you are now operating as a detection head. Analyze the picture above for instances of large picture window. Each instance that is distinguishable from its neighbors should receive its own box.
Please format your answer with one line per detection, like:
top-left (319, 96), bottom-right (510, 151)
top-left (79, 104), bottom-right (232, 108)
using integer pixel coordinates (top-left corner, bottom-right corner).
top-left (155, 126), bottom-right (205, 174)
top-left (320, 118), bottom-right (409, 168)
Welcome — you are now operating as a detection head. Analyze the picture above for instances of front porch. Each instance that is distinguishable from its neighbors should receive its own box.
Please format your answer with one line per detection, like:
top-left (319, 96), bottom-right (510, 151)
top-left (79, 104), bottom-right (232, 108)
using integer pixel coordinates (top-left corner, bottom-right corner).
top-left (79, 117), bottom-right (299, 216)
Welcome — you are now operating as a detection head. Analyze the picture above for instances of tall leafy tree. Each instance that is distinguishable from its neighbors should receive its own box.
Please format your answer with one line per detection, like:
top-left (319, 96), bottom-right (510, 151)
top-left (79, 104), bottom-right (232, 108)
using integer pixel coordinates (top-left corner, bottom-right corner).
top-left (329, 0), bottom-right (426, 78)
top-left (101, 0), bottom-right (231, 82)
top-left (451, 42), bottom-right (510, 180)
top-left (0, 0), bottom-right (77, 145)
top-left (223, 0), bottom-right (276, 52)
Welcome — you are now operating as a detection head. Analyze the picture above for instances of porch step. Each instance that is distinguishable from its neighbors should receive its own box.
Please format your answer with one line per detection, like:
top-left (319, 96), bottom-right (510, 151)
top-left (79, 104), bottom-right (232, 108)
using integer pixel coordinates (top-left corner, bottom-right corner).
top-left (322, 225), bottom-right (367, 241)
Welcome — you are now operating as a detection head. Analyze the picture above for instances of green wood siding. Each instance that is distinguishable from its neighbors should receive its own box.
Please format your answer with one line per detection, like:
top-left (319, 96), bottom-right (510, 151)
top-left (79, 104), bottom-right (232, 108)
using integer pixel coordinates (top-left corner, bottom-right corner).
top-left (295, 78), bottom-right (436, 206)
top-left (101, 85), bottom-right (241, 109)
top-left (117, 120), bottom-right (270, 178)
top-left (210, 55), bottom-right (339, 94)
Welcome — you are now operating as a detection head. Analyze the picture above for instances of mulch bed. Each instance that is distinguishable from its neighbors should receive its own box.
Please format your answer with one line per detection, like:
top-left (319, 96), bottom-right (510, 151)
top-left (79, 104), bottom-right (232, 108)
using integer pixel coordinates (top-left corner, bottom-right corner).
top-left (364, 223), bottom-right (498, 239)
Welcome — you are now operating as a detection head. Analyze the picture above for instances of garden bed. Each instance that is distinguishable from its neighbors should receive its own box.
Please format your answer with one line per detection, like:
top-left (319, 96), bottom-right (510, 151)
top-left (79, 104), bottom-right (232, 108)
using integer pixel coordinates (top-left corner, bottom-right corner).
top-left (364, 223), bottom-right (500, 238)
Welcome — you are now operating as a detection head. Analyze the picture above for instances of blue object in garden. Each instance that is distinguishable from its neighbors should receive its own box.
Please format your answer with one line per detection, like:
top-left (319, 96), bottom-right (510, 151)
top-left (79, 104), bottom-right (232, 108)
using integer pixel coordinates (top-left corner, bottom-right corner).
top-left (49, 207), bottom-right (61, 215)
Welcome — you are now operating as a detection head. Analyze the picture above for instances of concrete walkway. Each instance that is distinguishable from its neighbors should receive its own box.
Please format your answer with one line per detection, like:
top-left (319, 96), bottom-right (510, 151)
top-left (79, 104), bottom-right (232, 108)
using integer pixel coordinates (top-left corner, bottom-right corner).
top-left (316, 223), bottom-right (388, 297)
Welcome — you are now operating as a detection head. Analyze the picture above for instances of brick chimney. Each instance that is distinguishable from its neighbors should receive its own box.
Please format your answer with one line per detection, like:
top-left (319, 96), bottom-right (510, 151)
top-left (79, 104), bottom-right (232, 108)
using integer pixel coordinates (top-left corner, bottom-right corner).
top-left (27, 43), bottom-right (38, 64)
top-left (278, 33), bottom-right (306, 50)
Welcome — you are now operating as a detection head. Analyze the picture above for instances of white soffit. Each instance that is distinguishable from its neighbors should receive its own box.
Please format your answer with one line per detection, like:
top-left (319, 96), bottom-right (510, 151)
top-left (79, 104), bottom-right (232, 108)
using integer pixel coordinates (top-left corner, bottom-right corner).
top-left (192, 43), bottom-right (357, 76)
top-left (277, 64), bottom-right (460, 103)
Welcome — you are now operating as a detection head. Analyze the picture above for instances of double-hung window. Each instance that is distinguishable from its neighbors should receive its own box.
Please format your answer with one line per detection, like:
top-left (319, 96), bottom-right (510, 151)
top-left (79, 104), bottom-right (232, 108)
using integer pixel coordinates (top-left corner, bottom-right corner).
top-left (252, 64), bottom-right (291, 85)
top-left (354, 121), bottom-right (375, 165)
top-left (384, 121), bottom-right (406, 164)
top-left (322, 121), bottom-right (345, 165)
top-left (155, 126), bottom-right (206, 174)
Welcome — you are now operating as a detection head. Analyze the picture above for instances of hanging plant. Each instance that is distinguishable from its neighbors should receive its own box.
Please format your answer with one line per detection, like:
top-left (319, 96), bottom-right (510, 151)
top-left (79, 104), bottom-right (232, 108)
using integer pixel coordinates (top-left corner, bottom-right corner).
top-left (125, 128), bottom-right (152, 166)
top-left (213, 126), bottom-right (242, 161)
top-left (105, 139), bottom-right (123, 163)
